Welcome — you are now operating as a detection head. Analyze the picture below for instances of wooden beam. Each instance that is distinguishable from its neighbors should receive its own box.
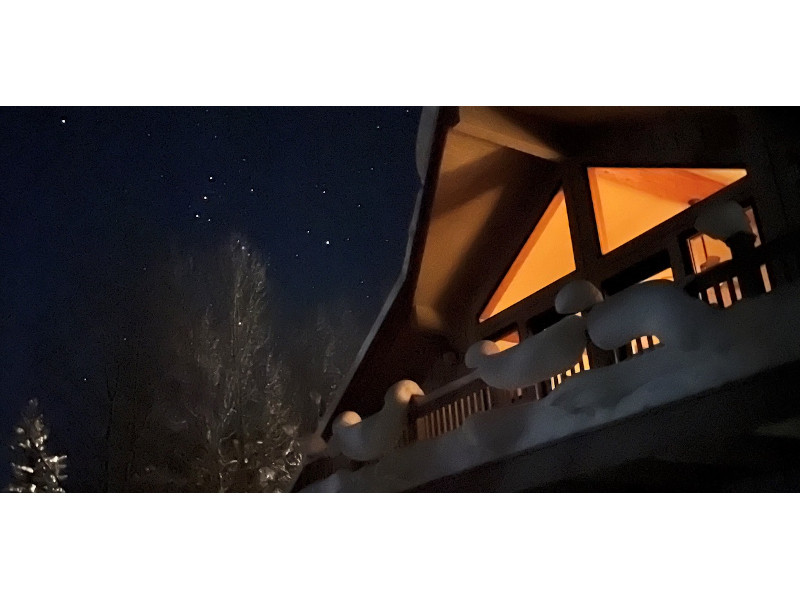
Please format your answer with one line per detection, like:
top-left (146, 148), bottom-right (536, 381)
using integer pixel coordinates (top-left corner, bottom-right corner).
top-left (455, 107), bottom-right (562, 161)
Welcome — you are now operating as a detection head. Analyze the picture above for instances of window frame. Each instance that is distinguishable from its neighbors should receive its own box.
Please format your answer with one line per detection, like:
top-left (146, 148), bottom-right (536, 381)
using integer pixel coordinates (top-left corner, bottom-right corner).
top-left (475, 162), bottom-right (753, 341)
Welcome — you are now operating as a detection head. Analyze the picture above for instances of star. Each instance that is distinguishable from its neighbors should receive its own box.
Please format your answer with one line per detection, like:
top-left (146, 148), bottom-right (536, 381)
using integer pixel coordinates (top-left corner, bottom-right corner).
top-left (324, 240), bottom-right (330, 245)
top-left (209, 176), bottom-right (214, 181)
top-left (61, 119), bottom-right (66, 124)
top-left (195, 214), bottom-right (200, 218)
top-left (203, 196), bottom-right (208, 200)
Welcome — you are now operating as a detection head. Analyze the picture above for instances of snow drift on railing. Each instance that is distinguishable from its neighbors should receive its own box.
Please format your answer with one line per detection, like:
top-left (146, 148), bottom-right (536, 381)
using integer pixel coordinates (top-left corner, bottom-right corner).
top-left (694, 199), bottom-right (752, 242)
top-left (465, 314), bottom-right (587, 390)
top-left (325, 379), bottom-right (424, 462)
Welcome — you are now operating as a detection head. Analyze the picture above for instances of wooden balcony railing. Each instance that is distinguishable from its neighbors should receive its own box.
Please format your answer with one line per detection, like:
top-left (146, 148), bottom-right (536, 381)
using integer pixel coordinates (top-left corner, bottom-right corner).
top-left (401, 374), bottom-right (515, 447)
top-left (403, 228), bottom-right (800, 447)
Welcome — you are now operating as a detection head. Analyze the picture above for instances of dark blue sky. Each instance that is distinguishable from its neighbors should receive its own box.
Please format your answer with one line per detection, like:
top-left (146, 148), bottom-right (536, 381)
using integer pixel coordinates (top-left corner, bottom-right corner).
top-left (0, 107), bottom-right (422, 488)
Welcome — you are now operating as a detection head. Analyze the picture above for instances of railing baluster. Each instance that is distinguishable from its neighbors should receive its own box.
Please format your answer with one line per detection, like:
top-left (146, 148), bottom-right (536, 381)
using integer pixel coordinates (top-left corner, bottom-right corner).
top-left (716, 282), bottom-right (729, 307)
top-left (761, 264), bottom-right (772, 292)
top-left (732, 276), bottom-right (743, 301)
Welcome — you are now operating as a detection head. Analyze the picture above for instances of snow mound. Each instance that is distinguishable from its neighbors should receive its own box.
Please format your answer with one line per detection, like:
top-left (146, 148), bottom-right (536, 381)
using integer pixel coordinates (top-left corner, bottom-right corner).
top-left (326, 380), bottom-right (423, 462)
top-left (586, 281), bottom-right (729, 352)
top-left (555, 280), bottom-right (603, 315)
top-left (465, 314), bottom-right (586, 390)
top-left (694, 200), bottom-right (751, 241)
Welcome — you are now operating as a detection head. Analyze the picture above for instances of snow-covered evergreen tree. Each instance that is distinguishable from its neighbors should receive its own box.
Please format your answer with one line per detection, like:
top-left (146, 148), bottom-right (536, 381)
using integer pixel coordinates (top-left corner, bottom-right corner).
top-left (6, 399), bottom-right (67, 493)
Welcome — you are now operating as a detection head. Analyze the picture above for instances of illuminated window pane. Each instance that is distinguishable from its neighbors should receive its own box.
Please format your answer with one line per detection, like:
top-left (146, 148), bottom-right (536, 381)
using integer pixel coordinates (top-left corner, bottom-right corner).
top-left (480, 189), bottom-right (575, 322)
top-left (641, 268), bottom-right (674, 283)
top-left (589, 167), bottom-right (748, 254)
top-left (492, 329), bottom-right (520, 352)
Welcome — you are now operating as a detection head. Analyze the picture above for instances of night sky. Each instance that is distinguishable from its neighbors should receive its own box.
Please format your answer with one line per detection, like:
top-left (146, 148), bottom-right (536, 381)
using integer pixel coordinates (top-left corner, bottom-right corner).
top-left (0, 107), bottom-right (423, 489)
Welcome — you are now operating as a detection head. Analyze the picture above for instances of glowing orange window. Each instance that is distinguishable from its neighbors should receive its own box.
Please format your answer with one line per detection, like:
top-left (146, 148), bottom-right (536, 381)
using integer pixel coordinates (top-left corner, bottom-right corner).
top-left (491, 329), bottom-right (520, 351)
top-left (480, 189), bottom-right (575, 322)
top-left (589, 167), bottom-right (747, 254)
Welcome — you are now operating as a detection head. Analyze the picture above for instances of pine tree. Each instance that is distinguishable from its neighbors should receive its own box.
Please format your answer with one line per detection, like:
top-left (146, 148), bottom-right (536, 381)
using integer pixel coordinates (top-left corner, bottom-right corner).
top-left (7, 399), bottom-right (67, 493)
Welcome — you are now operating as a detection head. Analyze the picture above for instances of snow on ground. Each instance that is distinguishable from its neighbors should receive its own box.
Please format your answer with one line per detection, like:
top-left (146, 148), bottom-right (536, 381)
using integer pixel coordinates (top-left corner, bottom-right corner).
top-left (304, 279), bottom-right (800, 492)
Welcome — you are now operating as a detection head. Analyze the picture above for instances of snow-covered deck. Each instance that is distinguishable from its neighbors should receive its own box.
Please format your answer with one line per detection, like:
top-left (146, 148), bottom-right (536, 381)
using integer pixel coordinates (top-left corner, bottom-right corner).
top-left (412, 358), bottom-right (800, 491)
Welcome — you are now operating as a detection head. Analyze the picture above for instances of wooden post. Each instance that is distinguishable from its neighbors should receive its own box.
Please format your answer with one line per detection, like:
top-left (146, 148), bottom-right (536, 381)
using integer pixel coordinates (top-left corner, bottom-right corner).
top-left (728, 231), bottom-right (765, 298)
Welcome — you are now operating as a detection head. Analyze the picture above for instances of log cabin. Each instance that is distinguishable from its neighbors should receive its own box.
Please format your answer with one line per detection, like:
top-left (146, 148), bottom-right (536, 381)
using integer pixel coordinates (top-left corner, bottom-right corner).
top-left (294, 107), bottom-right (800, 492)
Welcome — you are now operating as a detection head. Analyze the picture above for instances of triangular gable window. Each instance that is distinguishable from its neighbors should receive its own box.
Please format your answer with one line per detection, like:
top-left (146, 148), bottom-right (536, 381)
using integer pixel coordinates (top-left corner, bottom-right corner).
top-left (589, 167), bottom-right (747, 254)
top-left (479, 189), bottom-right (575, 322)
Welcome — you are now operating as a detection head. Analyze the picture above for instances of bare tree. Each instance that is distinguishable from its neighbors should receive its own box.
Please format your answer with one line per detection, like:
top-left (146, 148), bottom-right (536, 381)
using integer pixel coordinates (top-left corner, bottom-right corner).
top-left (132, 236), bottom-right (301, 492)
top-left (286, 300), bottom-right (363, 435)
